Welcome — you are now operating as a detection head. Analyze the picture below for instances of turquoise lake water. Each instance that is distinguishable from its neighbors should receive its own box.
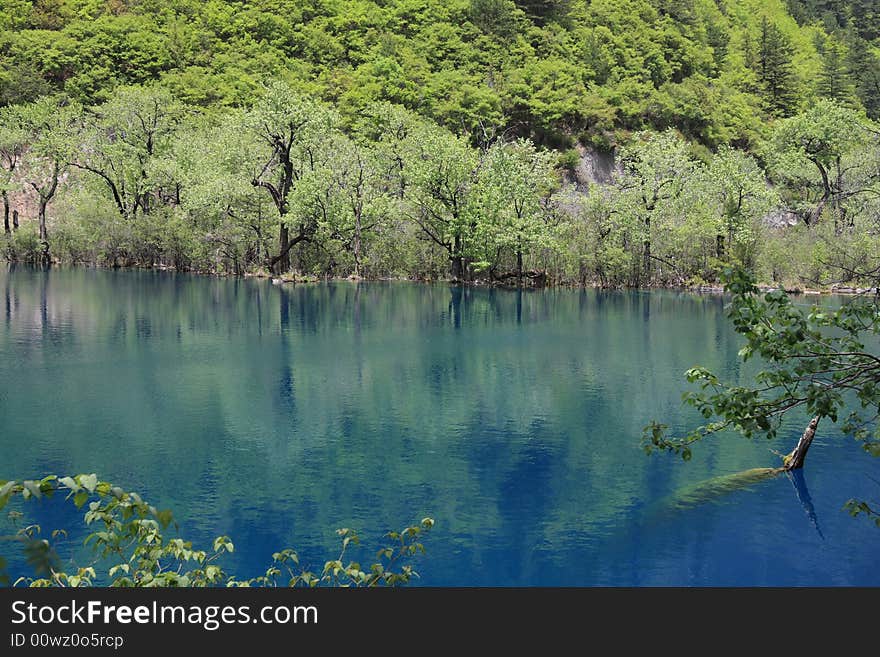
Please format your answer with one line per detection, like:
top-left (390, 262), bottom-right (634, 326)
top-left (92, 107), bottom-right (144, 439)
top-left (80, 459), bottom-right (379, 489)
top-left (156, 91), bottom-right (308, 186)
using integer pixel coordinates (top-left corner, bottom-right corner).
top-left (1, 266), bottom-right (878, 585)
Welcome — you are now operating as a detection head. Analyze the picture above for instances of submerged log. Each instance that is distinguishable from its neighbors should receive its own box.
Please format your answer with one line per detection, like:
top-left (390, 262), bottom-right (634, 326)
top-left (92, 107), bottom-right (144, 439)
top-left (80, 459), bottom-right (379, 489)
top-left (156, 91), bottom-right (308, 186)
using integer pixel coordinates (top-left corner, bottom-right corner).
top-left (660, 467), bottom-right (781, 511)
top-left (641, 418), bottom-right (824, 534)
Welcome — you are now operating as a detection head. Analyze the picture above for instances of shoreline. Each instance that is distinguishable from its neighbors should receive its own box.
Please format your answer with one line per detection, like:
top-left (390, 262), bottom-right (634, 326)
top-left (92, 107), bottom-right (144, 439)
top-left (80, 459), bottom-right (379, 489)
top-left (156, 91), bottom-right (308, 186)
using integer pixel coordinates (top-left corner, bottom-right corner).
top-left (3, 260), bottom-right (877, 297)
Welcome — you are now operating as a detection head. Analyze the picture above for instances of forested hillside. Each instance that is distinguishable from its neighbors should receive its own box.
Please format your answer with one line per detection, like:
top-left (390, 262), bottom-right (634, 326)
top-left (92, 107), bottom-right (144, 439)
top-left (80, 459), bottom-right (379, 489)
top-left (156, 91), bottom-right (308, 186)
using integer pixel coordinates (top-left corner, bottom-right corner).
top-left (1, 1), bottom-right (879, 286)
top-left (3, 0), bottom-right (879, 143)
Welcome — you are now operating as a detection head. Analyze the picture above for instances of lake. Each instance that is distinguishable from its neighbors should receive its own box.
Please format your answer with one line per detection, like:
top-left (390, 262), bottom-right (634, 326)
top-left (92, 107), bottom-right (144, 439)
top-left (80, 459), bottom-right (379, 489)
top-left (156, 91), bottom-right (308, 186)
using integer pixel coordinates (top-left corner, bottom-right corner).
top-left (1, 266), bottom-right (878, 586)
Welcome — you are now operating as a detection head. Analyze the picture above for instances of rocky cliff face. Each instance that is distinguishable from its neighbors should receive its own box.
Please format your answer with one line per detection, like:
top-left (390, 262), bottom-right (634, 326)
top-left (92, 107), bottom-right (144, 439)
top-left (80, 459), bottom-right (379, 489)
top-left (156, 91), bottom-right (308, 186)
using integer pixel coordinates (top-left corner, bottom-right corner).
top-left (556, 144), bottom-right (800, 233)
top-left (3, 166), bottom-right (69, 229)
top-left (6, 186), bottom-right (39, 224)
top-left (553, 144), bottom-right (619, 219)
top-left (561, 144), bottom-right (618, 193)
top-left (762, 208), bottom-right (800, 228)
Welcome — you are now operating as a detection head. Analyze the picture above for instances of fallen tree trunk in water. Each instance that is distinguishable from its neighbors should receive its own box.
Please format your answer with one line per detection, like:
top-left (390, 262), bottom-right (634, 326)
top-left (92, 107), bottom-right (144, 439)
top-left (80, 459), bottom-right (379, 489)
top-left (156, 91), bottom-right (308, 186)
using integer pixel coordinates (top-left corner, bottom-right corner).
top-left (653, 417), bottom-right (822, 513)
top-left (782, 416), bottom-right (819, 471)
top-left (661, 467), bottom-right (781, 511)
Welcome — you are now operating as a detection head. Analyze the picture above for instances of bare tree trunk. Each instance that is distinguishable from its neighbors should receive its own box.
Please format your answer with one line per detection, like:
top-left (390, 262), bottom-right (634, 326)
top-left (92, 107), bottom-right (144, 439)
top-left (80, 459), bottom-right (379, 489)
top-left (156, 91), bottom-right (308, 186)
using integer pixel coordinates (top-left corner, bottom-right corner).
top-left (451, 234), bottom-right (463, 281)
top-left (276, 224), bottom-right (290, 274)
top-left (29, 161), bottom-right (59, 265)
top-left (834, 156), bottom-right (846, 230)
top-left (806, 157), bottom-right (831, 227)
top-left (353, 209), bottom-right (362, 278)
top-left (38, 200), bottom-right (50, 265)
top-left (516, 249), bottom-right (523, 286)
top-left (38, 203), bottom-right (48, 241)
top-left (268, 228), bottom-right (308, 273)
top-left (2, 192), bottom-right (9, 234)
top-left (12, 209), bottom-right (19, 231)
top-left (783, 416), bottom-right (819, 470)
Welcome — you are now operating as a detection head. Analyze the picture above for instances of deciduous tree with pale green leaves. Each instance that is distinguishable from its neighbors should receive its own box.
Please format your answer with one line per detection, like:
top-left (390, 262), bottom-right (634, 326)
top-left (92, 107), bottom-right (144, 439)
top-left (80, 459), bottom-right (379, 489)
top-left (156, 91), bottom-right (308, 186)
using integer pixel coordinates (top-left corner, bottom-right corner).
top-left (403, 121), bottom-right (480, 280)
top-left (612, 129), bottom-right (698, 285)
top-left (167, 113), bottom-right (276, 273)
top-left (690, 146), bottom-right (778, 269)
top-left (764, 99), bottom-right (880, 229)
top-left (0, 105), bottom-right (26, 235)
top-left (469, 138), bottom-right (559, 282)
top-left (1, 80), bottom-right (879, 290)
top-left (245, 80), bottom-right (339, 274)
top-left (16, 96), bottom-right (81, 263)
top-left (326, 135), bottom-right (394, 278)
top-left (70, 86), bottom-right (184, 223)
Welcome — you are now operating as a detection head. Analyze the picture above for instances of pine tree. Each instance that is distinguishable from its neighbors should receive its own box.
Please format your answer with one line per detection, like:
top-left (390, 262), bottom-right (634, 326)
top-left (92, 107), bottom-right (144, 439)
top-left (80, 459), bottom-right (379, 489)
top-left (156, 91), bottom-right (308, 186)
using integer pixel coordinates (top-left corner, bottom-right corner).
top-left (847, 34), bottom-right (880, 119)
top-left (819, 38), bottom-right (855, 104)
top-left (758, 17), bottom-right (800, 117)
top-left (850, 0), bottom-right (880, 41)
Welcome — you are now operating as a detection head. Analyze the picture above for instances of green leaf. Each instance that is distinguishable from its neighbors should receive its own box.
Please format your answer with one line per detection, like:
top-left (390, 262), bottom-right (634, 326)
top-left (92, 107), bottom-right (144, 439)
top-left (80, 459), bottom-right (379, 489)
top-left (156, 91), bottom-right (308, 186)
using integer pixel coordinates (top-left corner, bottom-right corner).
top-left (73, 491), bottom-right (89, 508)
top-left (59, 476), bottom-right (79, 491)
top-left (80, 474), bottom-right (98, 493)
top-left (22, 481), bottom-right (42, 499)
top-left (156, 509), bottom-right (174, 528)
top-left (109, 564), bottom-right (129, 577)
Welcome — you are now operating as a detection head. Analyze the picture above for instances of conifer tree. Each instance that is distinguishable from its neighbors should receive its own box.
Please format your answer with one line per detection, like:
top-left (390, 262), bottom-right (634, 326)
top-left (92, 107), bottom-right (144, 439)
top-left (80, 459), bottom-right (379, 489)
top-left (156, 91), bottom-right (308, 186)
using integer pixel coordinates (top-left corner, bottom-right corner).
top-left (847, 35), bottom-right (880, 119)
top-left (758, 17), bottom-right (800, 117)
top-left (818, 38), bottom-right (855, 104)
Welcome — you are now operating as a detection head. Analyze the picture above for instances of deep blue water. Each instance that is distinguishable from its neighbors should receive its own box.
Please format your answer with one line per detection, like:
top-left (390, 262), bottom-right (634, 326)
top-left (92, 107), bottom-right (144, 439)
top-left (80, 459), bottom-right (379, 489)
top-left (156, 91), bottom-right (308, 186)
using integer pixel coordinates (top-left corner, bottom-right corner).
top-left (1, 266), bottom-right (878, 585)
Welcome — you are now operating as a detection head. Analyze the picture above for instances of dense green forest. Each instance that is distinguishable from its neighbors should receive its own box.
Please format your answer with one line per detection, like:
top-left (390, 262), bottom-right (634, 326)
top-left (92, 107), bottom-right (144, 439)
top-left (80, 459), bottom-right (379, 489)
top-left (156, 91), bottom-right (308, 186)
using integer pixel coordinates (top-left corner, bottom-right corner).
top-left (1, 0), bottom-right (879, 287)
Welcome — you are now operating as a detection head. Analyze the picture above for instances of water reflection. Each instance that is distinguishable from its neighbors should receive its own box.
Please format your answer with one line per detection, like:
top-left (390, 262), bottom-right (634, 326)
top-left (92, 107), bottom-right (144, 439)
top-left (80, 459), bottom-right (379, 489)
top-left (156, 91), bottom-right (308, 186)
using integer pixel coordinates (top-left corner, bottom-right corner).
top-left (1, 265), bottom-right (878, 585)
top-left (788, 470), bottom-right (823, 539)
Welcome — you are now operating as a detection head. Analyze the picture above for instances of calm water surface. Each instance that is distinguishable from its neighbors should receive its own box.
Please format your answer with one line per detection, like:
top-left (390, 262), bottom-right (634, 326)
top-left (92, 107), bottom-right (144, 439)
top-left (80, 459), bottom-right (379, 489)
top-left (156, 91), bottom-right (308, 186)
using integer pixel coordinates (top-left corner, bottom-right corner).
top-left (1, 266), bottom-right (878, 585)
